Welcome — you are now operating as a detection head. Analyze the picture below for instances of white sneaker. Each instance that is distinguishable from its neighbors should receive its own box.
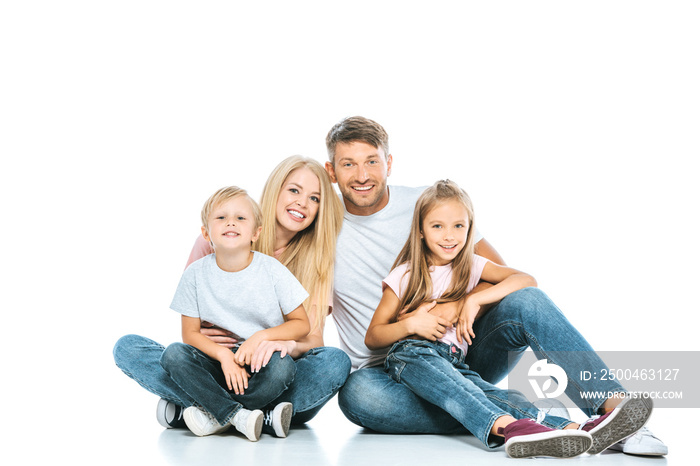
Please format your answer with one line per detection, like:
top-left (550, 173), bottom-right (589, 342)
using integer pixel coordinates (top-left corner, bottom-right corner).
top-left (608, 427), bottom-right (668, 456)
top-left (533, 398), bottom-right (571, 422)
top-left (262, 402), bottom-right (293, 438)
top-left (183, 407), bottom-right (231, 436)
top-left (231, 408), bottom-right (263, 442)
top-left (156, 398), bottom-right (185, 429)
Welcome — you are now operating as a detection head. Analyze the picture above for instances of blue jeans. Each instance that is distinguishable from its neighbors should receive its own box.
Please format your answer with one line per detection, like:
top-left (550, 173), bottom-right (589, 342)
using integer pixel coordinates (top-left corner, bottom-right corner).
top-left (339, 287), bottom-right (625, 433)
top-left (160, 342), bottom-right (296, 425)
top-left (386, 340), bottom-right (571, 448)
top-left (113, 335), bottom-right (350, 425)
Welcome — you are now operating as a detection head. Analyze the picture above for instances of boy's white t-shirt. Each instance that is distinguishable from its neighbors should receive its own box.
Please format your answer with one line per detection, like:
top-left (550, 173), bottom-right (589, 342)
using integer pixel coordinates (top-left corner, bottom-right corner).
top-left (332, 185), bottom-right (483, 370)
top-left (170, 251), bottom-right (309, 341)
top-left (382, 255), bottom-right (489, 354)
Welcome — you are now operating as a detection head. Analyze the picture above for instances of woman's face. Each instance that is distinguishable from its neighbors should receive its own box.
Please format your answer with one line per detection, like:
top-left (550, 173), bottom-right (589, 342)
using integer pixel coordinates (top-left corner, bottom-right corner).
top-left (275, 167), bottom-right (321, 238)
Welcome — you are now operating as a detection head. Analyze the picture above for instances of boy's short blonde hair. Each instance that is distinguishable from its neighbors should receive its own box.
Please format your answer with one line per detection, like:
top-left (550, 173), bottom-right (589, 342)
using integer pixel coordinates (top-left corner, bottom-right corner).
top-left (200, 186), bottom-right (262, 233)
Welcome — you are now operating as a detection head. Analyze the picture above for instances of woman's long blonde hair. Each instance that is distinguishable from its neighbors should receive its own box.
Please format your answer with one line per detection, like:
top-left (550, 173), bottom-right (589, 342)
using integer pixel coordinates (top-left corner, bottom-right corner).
top-left (391, 180), bottom-right (477, 319)
top-left (255, 156), bottom-right (344, 331)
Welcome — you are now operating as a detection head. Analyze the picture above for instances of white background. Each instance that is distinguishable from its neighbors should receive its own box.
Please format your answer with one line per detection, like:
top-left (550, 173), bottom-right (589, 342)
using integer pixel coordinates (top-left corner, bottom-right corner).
top-left (2, 1), bottom-right (698, 463)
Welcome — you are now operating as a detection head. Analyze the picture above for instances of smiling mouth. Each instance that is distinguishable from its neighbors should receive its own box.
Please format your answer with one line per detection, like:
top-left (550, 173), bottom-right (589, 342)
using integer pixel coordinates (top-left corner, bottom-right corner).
top-left (288, 209), bottom-right (306, 219)
top-left (440, 245), bottom-right (457, 251)
top-left (352, 185), bottom-right (374, 192)
top-left (223, 232), bottom-right (240, 237)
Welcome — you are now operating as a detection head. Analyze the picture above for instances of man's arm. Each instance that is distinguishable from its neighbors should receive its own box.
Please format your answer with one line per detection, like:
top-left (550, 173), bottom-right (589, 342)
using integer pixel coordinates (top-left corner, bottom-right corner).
top-left (474, 237), bottom-right (506, 266)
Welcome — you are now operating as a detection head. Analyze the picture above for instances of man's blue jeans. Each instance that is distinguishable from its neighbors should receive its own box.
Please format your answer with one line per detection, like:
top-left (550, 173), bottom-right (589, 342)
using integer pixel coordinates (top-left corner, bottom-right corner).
top-left (339, 287), bottom-right (625, 433)
top-left (385, 340), bottom-right (571, 448)
top-left (114, 335), bottom-right (351, 425)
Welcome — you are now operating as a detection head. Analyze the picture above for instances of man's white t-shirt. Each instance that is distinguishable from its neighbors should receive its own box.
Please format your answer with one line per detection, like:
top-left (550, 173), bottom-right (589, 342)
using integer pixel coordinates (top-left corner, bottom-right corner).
top-left (332, 185), bottom-right (483, 370)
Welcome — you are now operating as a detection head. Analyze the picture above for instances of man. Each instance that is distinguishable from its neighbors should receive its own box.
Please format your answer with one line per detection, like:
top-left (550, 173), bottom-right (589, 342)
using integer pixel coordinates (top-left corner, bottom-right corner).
top-left (324, 116), bottom-right (666, 456)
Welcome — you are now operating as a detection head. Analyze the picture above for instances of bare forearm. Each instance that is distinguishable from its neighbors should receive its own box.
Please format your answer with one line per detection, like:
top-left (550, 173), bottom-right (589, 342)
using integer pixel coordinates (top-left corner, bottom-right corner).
top-left (366, 321), bottom-right (412, 350)
top-left (469, 274), bottom-right (537, 307)
top-left (255, 319), bottom-right (310, 344)
top-left (183, 331), bottom-right (232, 363)
top-left (289, 329), bottom-right (324, 358)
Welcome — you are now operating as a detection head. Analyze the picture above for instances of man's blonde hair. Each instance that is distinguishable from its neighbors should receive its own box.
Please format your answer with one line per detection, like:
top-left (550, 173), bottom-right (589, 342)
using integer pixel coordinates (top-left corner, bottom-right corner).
top-left (200, 186), bottom-right (262, 233)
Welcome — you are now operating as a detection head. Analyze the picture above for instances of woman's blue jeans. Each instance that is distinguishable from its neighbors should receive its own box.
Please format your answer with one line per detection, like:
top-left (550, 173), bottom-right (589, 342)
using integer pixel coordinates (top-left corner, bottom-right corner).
top-left (385, 340), bottom-right (571, 448)
top-left (339, 287), bottom-right (625, 433)
top-left (113, 335), bottom-right (351, 425)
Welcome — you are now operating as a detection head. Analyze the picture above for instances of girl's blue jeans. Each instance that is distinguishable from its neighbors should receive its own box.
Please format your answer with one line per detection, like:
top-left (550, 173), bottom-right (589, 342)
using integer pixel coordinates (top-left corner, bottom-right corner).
top-left (114, 335), bottom-right (351, 425)
top-left (339, 287), bottom-right (626, 433)
top-left (385, 339), bottom-right (571, 448)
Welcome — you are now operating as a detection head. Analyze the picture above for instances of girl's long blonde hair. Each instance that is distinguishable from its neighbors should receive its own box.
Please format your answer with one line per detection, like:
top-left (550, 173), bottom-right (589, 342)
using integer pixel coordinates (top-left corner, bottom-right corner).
top-left (392, 180), bottom-right (477, 319)
top-left (255, 155), bottom-right (344, 332)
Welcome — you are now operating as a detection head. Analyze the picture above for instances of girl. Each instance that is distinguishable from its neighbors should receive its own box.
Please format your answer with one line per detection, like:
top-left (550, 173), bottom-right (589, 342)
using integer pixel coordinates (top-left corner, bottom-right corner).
top-left (114, 156), bottom-right (351, 438)
top-left (365, 180), bottom-right (651, 458)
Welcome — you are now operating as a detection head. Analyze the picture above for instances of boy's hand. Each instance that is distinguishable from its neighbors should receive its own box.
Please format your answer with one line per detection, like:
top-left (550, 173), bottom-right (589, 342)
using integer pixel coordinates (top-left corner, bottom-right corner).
top-left (250, 340), bottom-right (296, 373)
top-left (456, 298), bottom-right (480, 345)
top-left (233, 332), bottom-right (265, 368)
top-left (406, 301), bottom-right (450, 341)
top-left (220, 353), bottom-right (250, 395)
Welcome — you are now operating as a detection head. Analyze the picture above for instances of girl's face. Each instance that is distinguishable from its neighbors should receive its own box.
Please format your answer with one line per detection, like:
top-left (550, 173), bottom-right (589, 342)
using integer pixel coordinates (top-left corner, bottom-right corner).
top-left (275, 167), bottom-right (321, 238)
top-left (421, 199), bottom-right (470, 266)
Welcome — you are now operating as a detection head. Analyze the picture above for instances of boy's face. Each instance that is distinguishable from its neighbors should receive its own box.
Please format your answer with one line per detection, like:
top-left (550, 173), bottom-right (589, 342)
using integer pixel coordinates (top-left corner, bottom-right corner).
top-left (325, 141), bottom-right (392, 216)
top-left (202, 196), bottom-right (261, 252)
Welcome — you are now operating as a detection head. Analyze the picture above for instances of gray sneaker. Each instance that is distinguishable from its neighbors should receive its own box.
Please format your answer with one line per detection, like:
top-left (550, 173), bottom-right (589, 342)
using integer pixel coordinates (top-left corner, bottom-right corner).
top-left (156, 398), bottom-right (186, 429)
top-left (231, 408), bottom-right (263, 441)
top-left (262, 402), bottom-right (293, 438)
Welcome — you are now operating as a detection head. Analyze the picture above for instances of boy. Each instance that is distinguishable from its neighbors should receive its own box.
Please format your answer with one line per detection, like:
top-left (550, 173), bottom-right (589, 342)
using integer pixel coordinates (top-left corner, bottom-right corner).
top-left (160, 186), bottom-right (310, 441)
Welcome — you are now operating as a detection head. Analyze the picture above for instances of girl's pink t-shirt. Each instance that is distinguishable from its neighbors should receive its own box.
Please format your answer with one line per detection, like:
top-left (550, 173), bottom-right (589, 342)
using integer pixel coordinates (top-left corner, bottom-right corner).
top-left (382, 255), bottom-right (488, 354)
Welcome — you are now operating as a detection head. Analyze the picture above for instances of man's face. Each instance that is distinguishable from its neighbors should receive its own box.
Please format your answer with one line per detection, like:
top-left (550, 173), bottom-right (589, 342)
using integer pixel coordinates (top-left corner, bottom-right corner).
top-left (325, 141), bottom-right (392, 216)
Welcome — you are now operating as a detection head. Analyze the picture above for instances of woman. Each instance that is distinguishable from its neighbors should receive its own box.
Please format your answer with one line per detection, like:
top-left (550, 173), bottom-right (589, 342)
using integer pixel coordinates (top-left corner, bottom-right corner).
top-left (114, 155), bottom-right (350, 430)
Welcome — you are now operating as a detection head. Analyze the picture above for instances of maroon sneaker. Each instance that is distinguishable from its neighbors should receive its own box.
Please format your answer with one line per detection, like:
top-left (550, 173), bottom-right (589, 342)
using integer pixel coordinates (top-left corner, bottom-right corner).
top-left (581, 393), bottom-right (654, 454)
top-left (499, 418), bottom-right (592, 458)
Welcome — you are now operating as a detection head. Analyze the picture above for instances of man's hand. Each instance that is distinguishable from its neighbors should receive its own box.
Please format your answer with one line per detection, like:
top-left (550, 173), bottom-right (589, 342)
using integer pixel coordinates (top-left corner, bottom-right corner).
top-left (200, 321), bottom-right (238, 348)
top-left (428, 300), bottom-right (461, 325)
top-left (406, 301), bottom-right (451, 341)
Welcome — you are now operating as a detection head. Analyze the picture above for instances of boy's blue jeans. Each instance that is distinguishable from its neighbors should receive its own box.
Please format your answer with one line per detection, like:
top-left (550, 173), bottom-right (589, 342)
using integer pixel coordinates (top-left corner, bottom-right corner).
top-left (160, 342), bottom-right (295, 425)
top-left (339, 287), bottom-right (626, 433)
top-left (385, 340), bottom-right (571, 448)
top-left (114, 336), bottom-right (351, 425)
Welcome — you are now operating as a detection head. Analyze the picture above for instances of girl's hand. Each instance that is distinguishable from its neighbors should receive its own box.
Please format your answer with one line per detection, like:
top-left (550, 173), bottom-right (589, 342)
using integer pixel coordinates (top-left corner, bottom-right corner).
top-left (200, 321), bottom-right (238, 348)
top-left (407, 301), bottom-right (451, 341)
top-left (249, 340), bottom-right (296, 373)
top-left (456, 298), bottom-right (480, 345)
top-left (221, 354), bottom-right (250, 394)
